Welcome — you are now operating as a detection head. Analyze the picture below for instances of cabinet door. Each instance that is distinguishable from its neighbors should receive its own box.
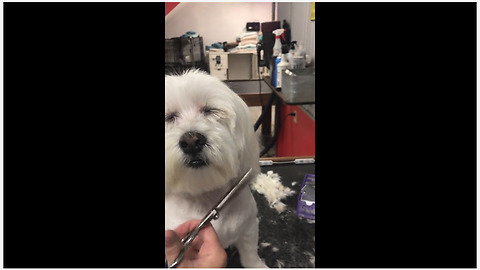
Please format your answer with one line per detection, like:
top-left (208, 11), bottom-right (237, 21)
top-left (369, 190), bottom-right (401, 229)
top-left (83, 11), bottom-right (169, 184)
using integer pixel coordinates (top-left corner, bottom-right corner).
top-left (210, 68), bottom-right (228, 81)
top-left (276, 104), bottom-right (315, 157)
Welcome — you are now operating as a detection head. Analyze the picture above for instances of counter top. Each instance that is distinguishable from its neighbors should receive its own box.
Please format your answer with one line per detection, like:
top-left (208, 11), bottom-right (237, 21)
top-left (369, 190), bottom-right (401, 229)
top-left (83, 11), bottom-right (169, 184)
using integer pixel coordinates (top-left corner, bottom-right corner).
top-left (264, 76), bottom-right (315, 105)
top-left (224, 79), bottom-right (273, 107)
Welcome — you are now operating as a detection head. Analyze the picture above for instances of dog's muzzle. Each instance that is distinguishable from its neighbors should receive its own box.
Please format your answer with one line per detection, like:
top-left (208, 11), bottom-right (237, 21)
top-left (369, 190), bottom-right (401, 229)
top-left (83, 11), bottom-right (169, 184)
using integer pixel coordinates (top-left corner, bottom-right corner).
top-left (179, 131), bottom-right (208, 168)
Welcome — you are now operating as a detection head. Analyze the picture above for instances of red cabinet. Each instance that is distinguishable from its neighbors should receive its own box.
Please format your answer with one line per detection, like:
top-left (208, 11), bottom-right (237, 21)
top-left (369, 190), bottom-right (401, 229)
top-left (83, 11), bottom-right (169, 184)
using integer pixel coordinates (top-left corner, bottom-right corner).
top-left (276, 104), bottom-right (315, 157)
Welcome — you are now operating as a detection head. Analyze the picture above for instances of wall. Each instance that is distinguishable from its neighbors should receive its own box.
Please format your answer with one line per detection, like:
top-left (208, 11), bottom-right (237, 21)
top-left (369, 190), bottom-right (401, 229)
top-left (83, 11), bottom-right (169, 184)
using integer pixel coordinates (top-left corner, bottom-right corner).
top-left (165, 2), bottom-right (272, 51)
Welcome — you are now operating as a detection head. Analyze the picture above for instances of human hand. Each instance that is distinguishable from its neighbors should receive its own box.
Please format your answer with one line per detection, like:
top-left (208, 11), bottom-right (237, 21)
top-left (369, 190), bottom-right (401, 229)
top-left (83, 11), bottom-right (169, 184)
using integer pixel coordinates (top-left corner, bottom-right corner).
top-left (165, 220), bottom-right (227, 268)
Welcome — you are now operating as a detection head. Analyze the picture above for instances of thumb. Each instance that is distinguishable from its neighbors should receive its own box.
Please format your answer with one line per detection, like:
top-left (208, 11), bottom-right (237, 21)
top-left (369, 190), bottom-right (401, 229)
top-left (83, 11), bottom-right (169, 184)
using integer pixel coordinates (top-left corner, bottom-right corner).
top-left (165, 230), bottom-right (183, 266)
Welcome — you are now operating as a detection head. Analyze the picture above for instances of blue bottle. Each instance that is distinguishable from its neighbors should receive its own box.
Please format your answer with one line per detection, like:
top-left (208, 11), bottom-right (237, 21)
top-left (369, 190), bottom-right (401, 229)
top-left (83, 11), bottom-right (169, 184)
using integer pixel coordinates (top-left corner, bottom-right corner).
top-left (271, 55), bottom-right (281, 88)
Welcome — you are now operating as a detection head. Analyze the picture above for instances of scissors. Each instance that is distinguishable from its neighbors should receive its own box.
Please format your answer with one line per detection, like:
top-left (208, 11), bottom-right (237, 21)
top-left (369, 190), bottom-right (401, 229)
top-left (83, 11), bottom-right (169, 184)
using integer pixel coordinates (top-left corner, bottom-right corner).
top-left (166, 168), bottom-right (253, 268)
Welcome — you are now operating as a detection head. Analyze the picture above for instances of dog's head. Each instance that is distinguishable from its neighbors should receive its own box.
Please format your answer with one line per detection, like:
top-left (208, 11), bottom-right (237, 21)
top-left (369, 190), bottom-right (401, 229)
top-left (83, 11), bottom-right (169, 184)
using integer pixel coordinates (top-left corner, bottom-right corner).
top-left (165, 70), bottom-right (259, 195)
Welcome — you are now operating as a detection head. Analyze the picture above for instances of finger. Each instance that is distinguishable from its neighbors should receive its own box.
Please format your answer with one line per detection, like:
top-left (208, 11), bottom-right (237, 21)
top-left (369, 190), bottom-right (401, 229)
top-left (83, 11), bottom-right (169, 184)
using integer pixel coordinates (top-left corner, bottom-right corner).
top-left (165, 230), bottom-right (183, 266)
top-left (173, 220), bottom-right (202, 238)
top-left (193, 225), bottom-right (228, 268)
top-left (193, 223), bottom-right (220, 244)
top-left (190, 223), bottom-right (223, 253)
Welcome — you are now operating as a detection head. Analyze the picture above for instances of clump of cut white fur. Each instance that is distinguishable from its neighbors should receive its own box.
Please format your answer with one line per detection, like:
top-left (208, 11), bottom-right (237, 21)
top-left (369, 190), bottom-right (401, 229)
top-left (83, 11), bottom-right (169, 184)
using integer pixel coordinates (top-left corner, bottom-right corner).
top-left (251, 171), bottom-right (296, 213)
top-left (260, 242), bottom-right (272, 248)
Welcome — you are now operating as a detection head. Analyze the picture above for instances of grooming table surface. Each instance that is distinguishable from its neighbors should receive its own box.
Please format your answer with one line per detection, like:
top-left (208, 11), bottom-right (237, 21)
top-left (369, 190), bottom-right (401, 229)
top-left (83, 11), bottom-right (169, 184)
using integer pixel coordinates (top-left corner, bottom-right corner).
top-left (226, 163), bottom-right (316, 268)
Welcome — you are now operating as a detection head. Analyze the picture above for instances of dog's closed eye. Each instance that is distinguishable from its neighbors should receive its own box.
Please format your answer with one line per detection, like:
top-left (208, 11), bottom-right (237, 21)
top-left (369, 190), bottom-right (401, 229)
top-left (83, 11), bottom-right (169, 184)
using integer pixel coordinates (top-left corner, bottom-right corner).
top-left (202, 106), bottom-right (224, 118)
top-left (165, 112), bottom-right (178, 123)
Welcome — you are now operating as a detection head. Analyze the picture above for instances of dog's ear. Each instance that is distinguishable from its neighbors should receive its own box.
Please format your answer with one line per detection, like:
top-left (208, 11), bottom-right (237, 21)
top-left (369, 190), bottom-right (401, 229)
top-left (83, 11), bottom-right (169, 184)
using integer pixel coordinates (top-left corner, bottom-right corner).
top-left (230, 93), bottom-right (261, 175)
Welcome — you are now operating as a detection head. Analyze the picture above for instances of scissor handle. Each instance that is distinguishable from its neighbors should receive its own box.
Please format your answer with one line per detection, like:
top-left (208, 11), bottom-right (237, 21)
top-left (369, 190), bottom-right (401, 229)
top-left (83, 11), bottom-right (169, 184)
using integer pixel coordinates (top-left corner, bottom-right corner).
top-left (168, 210), bottom-right (218, 268)
top-left (181, 209), bottom-right (218, 245)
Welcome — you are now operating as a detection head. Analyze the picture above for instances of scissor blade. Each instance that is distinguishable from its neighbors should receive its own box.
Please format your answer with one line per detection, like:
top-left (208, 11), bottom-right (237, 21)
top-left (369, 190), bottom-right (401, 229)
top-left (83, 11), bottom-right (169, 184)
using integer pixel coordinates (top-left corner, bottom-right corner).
top-left (215, 168), bottom-right (253, 211)
top-left (181, 168), bottom-right (253, 244)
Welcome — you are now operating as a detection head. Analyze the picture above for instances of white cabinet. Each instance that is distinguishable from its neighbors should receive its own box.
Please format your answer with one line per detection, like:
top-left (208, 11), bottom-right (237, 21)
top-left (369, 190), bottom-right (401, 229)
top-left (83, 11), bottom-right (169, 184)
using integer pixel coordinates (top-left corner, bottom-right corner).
top-left (208, 52), bottom-right (229, 80)
top-left (208, 51), bottom-right (259, 81)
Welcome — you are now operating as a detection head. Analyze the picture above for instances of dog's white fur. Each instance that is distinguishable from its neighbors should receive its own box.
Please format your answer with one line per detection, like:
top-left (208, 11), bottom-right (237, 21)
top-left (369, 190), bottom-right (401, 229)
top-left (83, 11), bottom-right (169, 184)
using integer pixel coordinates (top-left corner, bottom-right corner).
top-left (165, 70), bottom-right (267, 268)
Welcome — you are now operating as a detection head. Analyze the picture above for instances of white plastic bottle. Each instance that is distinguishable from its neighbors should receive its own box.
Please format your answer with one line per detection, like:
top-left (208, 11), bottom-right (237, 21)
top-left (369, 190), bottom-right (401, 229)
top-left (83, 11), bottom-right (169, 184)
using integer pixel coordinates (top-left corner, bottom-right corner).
top-left (287, 41), bottom-right (297, 62)
top-left (297, 41), bottom-right (306, 57)
top-left (276, 54), bottom-right (289, 89)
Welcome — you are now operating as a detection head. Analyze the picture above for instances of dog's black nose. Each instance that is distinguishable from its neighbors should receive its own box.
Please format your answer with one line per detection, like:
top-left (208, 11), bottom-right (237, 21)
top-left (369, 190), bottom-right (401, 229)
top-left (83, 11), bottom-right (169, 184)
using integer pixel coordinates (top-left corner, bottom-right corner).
top-left (179, 132), bottom-right (207, 154)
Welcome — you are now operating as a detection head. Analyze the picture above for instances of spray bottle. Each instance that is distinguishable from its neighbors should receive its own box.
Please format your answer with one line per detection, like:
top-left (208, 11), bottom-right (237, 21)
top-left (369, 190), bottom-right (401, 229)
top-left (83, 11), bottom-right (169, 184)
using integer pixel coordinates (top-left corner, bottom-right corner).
top-left (272, 29), bottom-right (285, 57)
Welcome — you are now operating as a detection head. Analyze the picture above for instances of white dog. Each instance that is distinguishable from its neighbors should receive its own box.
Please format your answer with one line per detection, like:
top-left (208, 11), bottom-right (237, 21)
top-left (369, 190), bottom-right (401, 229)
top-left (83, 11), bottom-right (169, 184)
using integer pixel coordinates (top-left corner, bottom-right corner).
top-left (165, 70), bottom-right (267, 268)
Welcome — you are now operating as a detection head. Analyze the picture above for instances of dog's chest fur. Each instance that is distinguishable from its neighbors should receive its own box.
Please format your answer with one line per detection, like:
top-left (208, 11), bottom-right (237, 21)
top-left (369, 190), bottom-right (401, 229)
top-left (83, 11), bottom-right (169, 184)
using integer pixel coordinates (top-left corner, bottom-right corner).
top-left (165, 186), bottom-right (258, 249)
